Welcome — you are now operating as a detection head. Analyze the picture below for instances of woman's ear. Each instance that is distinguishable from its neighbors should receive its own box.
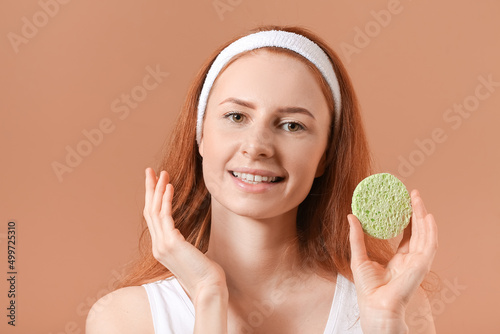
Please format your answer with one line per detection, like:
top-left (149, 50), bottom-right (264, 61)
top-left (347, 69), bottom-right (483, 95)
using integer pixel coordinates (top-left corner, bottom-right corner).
top-left (314, 151), bottom-right (327, 178)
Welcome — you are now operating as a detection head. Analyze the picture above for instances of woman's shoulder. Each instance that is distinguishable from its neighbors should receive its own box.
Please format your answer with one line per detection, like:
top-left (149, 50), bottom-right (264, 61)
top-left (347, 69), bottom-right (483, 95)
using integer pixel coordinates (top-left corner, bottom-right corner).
top-left (85, 285), bottom-right (154, 334)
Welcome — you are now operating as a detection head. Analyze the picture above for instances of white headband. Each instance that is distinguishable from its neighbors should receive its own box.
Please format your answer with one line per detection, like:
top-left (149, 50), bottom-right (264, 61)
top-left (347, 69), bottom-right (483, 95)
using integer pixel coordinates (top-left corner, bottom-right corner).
top-left (196, 29), bottom-right (342, 145)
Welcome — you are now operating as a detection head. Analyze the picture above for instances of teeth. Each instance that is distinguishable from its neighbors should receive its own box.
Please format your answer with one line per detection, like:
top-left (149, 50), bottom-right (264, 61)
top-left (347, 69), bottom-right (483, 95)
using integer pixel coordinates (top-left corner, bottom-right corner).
top-left (232, 171), bottom-right (279, 183)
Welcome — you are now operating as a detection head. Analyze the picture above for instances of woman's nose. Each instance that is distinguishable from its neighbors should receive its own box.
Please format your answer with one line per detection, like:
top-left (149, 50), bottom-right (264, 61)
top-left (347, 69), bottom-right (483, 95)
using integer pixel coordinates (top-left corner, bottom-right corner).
top-left (240, 125), bottom-right (275, 159)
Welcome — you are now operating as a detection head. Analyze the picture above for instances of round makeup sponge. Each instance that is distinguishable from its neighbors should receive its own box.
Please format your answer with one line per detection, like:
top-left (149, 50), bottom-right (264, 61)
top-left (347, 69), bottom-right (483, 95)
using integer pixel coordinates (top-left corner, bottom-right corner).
top-left (351, 173), bottom-right (412, 239)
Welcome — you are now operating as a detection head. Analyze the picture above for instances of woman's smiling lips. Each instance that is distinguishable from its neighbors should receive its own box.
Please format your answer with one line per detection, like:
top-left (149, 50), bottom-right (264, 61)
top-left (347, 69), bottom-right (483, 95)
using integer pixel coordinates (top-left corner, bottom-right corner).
top-left (228, 168), bottom-right (285, 193)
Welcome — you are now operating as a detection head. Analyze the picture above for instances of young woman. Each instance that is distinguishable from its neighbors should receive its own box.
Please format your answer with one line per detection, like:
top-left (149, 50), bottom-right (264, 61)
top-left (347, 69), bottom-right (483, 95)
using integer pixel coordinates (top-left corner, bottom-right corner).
top-left (86, 25), bottom-right (438, 334)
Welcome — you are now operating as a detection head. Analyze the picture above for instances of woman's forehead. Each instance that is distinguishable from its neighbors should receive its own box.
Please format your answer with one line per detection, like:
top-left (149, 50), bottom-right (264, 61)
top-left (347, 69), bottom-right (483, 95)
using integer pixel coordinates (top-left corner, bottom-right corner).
top-left (210, 50), bottom-right (327, 102)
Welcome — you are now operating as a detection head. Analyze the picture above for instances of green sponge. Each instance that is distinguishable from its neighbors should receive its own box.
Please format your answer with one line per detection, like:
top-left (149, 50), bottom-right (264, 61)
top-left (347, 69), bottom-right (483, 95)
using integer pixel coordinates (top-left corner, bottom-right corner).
top-left (351, 173), bottom-right (412, 239)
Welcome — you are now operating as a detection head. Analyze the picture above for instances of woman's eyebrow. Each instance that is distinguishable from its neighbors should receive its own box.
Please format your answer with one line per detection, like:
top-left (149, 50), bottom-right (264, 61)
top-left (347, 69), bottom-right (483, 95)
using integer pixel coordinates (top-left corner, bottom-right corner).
top-left (219, 97), bottom-right (254, 108)
top-left (219, 97), bottom-right (315, 119)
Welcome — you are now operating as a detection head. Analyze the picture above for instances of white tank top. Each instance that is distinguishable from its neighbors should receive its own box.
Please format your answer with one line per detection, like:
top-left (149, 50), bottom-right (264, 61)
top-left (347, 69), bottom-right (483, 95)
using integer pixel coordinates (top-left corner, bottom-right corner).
top-left (142, 273), bottom-right (363, 333)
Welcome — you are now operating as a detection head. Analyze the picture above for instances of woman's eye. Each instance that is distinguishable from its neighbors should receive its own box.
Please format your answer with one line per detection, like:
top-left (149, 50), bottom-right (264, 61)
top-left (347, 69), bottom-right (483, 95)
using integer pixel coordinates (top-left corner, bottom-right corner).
top-left (282, 122), bottom-right (304, 132)
top-left (224, 112), bottom-right (244, 123)
top-left (223, 113), bottom-right (304, 132)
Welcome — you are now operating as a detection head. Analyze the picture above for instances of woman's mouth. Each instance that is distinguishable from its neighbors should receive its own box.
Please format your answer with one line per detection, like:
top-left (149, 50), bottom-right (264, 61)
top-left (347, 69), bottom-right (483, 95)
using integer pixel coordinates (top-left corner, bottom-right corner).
top-left (230, 171), bottom-right (284, 184)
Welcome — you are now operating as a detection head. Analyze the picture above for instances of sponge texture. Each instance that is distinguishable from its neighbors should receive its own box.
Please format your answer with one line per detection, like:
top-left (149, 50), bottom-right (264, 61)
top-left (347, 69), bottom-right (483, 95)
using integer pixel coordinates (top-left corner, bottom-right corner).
top-left (351, 173), bottom-right (412, 239)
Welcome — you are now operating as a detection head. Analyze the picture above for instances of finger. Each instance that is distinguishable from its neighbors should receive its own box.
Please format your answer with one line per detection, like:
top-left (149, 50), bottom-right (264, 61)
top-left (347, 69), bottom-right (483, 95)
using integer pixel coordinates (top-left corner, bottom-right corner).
top-left (151, 171), bottom-right (169, 213)
top-left (144, 168), bottom-right (156, 215)
top-left (144, 168), bottom-right (158, 240)
top-left (396, 218), bottom-right (412, 254)
top-left (407, 214), bottom-right (438, 287)
top-left (410, 191), bottom-right (429, 252)
top-left (410, 190), bottom-right (419, 242)
top-left (160, 182), bottom-right (175, 231)
top-left (348, 214), bottom-right (369, 267)
top-left (423, 213), bottom-right (438, 261)
top-left (409, 190), bottom-right (421, 251)
top-left (411, 189), bottom-right (428, 219)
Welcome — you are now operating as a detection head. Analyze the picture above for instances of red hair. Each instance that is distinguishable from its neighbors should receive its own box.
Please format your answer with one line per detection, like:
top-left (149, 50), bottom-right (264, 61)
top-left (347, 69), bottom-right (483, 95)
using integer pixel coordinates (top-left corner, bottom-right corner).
top-left (114, 25), bottom-right (395, 289)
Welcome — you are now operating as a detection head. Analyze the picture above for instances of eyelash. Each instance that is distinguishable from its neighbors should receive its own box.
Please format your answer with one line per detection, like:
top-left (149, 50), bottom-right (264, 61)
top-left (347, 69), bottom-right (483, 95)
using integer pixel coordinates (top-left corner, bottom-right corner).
top-left (223, 111), bottom-right (306, 132)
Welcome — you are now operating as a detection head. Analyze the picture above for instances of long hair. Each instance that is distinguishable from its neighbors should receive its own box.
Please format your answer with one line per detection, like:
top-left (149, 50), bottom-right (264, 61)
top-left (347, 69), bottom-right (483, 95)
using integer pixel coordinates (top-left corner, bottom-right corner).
top-left (114, 25), bottom-right (395, 289)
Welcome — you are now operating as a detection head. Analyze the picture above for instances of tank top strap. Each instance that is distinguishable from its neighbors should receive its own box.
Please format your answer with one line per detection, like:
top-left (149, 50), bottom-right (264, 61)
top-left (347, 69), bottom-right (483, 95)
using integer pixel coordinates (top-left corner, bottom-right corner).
top-left (323, 273), bottom-right (364, 334)
top-left (142, 277), bottom-right (195, 334)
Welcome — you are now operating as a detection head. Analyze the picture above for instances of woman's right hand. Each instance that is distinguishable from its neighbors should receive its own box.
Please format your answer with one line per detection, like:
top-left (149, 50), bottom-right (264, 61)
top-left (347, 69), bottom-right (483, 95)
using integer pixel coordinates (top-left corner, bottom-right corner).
top-left (143, 168), bottom-right (228, 303)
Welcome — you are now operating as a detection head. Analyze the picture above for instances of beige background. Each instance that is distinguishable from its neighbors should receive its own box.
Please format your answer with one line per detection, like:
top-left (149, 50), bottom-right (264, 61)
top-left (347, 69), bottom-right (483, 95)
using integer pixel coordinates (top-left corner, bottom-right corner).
top-left (1, 0), bottom-right (499, 333)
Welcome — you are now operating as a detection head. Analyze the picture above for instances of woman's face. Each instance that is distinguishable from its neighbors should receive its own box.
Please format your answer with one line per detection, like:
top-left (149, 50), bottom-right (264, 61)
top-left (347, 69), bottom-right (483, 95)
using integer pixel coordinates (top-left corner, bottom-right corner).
top-left (199, 49), bottom-right (331, 219)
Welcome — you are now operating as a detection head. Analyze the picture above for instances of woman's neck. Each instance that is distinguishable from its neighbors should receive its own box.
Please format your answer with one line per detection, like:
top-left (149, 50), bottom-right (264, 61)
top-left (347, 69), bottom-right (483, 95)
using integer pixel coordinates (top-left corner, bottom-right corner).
top-left (205, 199), bottom-right (308, 300)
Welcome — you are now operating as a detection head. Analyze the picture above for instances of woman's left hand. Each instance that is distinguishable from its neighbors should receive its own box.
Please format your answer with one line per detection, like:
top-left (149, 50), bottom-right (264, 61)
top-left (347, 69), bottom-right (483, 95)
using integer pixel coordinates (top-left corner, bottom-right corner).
top-left (348, 189), bottom-right (438, 333)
